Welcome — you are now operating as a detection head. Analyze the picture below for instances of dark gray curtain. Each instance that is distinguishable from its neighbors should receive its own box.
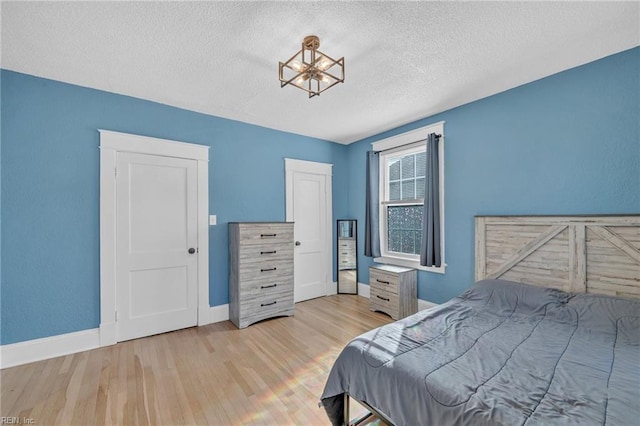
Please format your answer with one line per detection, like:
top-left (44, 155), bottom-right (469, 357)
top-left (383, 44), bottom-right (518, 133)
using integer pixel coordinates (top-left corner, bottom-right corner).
top-left (420, 133), bottom-right (441, 267)
top-left (364, 151), bottom-right (381, 257)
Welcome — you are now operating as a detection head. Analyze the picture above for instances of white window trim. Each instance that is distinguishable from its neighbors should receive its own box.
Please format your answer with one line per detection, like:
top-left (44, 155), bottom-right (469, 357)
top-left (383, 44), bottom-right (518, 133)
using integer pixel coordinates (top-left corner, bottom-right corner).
top-left (372, 121), bottom-right (446, 274)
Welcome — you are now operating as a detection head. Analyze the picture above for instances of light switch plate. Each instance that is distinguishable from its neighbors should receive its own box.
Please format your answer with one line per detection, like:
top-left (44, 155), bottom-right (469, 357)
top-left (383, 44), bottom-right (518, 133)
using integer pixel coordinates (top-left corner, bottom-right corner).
top-left (209, 215), bottom-right (217, 226)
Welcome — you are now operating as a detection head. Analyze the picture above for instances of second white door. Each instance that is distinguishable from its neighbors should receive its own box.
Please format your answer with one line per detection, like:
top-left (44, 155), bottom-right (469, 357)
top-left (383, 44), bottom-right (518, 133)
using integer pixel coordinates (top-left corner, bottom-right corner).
top-left (286, 159), bottom-right (332, 303)
top-left (116, 152), bottom-right (199, 341)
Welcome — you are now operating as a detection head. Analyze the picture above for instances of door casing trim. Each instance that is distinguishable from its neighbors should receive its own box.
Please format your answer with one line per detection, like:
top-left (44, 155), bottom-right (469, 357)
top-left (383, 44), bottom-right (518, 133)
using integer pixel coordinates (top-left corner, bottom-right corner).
top-left (284, 158), bottom-right (333, 300)
top-left (99, 130), bottom-right (210, 347)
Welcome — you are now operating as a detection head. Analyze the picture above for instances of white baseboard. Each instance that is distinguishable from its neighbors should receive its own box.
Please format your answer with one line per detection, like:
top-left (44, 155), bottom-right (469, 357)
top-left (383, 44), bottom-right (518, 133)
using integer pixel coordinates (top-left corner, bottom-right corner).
top-left (199, 302), bottom-right (213, 326)
top-left (418, 299), bottom-right (438, 311)
top-left (357, 282), bottom-right (370, 298)
top-left (0, 328), bottom-right (100, 369)
top-left (356, 282), bottom-right (437, 311)
top-left (327, 281), bottom-right (338, 295)
top-left (210, 304), bottom-right (229, 323)
top-left (2, 305), bottom-right (231, 369)
top-left (100, 322), bottom-right (117, 347)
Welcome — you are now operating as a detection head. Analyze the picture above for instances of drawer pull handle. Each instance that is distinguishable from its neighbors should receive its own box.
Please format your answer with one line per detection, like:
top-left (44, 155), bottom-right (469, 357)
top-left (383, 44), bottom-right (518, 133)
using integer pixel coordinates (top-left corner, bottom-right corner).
top-left (261, 233), bottom-right (277, 238)
top-left (376, 295), bottom-right (390, 302)
top-left (342, 252), bottom-right (348, 255)
top-left (376, 279), bottom-right (390, 285)
top-left (260, 267), bottom-right (277, 272)
top-left (261, 301), bottom-right (277, 307)
top-left (260, 250), bottom-right (277, 255)
top-left (261, 284), bottom-right (277, 289)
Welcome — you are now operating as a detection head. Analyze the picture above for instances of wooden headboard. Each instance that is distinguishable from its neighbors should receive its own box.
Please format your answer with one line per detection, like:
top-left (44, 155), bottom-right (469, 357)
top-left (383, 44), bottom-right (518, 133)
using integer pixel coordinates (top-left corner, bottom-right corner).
top-left (475, 215), bottom-right (640, 299)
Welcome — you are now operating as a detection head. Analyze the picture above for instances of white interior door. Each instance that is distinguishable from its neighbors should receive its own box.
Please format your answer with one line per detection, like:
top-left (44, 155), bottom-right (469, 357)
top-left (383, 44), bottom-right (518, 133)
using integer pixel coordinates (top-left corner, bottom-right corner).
top-left (285, 159), bottom-right (332, 303)
top-left (116, 152), bottom-right (198, 341)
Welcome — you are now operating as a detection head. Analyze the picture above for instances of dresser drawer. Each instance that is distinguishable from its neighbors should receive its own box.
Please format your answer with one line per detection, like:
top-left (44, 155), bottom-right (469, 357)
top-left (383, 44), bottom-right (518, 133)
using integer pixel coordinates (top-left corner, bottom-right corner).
top-left (238, 257), bottom-right (293, 282)
top-left (237, 223), bottom-right (293, 245)
top-left (369, 268), bottom-right (399, 294)
top-left (338, 247), bottom-right (355, 258)
top-left (238, 242), bottom-right (293, 261)
top-left (239, 275), bottom-right (293, 294)
top-left (338, 239), bottom-right (356, 250)
top-left (338, 259), bottom-right (356, 269)
top-left (237, 291), bottom-right (294, 329)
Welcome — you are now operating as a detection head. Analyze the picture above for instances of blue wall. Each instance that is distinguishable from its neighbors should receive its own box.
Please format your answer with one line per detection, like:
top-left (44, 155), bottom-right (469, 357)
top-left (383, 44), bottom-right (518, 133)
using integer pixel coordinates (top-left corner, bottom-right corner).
top-left (2, 47), bottom-right (638, 345)
top-left (0, 70), bottom-right (348, 344)
top-left (347, 47), bottom-right (639, 304)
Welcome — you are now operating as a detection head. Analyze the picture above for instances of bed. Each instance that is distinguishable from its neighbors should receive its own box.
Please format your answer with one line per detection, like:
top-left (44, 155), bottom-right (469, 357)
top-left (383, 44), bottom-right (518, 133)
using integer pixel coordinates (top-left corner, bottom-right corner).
top-left (320, 215), bottom-right (640, 425)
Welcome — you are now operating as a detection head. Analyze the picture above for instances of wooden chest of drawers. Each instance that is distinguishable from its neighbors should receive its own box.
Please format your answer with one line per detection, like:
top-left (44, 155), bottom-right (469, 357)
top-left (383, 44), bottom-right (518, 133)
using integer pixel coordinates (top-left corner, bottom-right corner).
top-left (369, 265), bottom-right (417, 320)
top-left (338, 238), bottom-right (356, 269)
top-left (229, 222), bottom-right (294, 329)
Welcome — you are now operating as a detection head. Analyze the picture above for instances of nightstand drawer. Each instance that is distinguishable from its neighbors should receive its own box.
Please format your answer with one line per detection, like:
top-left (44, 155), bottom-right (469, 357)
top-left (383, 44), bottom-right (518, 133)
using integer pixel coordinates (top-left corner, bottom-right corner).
top-left (370, 288), bottom-right (400, 320)
top-left (369, 268), bottom-right (399, 294)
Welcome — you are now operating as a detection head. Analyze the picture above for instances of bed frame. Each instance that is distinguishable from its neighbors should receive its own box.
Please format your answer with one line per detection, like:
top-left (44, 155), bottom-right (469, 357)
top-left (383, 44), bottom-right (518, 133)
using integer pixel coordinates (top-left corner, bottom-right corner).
top-left (340, 214), bottom-right (640, 425)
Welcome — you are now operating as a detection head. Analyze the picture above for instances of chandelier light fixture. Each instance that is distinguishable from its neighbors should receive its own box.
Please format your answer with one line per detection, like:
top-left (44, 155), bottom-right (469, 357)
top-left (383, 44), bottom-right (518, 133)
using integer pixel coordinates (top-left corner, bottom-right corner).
top-left (279, 35), bottom-right (345, 98)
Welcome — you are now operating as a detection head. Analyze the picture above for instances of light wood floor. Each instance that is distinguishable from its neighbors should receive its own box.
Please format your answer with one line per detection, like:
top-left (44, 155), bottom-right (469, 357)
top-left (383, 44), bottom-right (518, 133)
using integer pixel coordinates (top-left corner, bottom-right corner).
top-left (1, 295), bottom-right (391, 425)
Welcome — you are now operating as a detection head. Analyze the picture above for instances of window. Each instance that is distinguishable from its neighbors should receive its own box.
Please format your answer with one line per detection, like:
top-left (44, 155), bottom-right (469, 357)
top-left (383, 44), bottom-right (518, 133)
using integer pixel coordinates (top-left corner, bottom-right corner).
top-left (383, 146), bottom-right (426, 259)
top-left (372, 122), bottom-right (445, 273)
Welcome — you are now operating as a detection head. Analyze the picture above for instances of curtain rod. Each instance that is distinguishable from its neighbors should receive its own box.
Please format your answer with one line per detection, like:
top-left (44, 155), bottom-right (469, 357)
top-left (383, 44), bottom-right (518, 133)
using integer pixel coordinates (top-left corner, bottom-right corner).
top-left (375, 133), bottom-right (441, 154)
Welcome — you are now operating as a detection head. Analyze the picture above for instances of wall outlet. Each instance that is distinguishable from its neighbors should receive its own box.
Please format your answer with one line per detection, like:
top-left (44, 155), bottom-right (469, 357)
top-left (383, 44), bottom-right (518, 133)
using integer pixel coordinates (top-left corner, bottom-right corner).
top-left (209, 215), bottom-right (217, 226)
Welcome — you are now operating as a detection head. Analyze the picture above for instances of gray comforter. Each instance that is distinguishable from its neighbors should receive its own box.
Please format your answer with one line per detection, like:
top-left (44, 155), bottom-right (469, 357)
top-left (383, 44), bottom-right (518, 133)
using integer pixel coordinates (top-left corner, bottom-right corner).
top-left (320, 279), bottom-right (640, 425)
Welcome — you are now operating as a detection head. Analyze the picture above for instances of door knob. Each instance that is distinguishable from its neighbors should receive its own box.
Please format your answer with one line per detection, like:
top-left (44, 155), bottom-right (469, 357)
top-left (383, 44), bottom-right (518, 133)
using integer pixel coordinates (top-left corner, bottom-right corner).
top-left (188, 248), bottom-right (196, 254)
top-left (295, 241), bottom-right (301, 246)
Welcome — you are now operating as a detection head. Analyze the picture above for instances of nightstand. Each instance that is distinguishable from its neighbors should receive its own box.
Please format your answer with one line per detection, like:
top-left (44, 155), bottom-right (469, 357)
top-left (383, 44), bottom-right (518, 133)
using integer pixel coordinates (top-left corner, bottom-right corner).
top-left (369, 265), bottom-right (417, 320)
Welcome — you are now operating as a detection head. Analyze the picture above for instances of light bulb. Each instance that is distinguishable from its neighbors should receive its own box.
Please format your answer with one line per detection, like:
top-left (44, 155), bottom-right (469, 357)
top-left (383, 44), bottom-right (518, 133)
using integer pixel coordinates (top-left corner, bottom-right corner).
top-left (294, 73), bottom-right (311, 86)
top-left (290, 60), bottom-right (302, 71)
top-left (316, 56), bottom-right (331, 71)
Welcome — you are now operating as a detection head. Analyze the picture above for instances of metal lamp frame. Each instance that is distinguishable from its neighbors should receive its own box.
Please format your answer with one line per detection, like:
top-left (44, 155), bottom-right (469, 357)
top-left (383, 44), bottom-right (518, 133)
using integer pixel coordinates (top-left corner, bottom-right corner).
top-left (279, 35), bottom-right (345, 98)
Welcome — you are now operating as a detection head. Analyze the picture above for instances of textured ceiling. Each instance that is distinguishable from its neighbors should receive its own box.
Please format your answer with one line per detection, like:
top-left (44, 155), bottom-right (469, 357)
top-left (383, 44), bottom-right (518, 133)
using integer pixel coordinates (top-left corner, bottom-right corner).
top-left (1, 1), bottom-right (638, 144)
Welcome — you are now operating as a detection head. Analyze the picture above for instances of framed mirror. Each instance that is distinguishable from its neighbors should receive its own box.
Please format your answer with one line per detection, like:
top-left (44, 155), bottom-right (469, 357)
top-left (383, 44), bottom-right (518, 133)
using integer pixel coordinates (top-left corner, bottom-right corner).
top-left (337, 219), bottom-right (358, 294)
